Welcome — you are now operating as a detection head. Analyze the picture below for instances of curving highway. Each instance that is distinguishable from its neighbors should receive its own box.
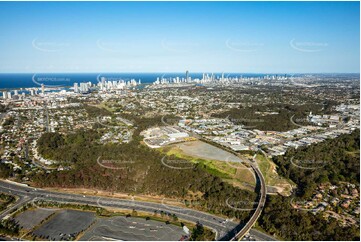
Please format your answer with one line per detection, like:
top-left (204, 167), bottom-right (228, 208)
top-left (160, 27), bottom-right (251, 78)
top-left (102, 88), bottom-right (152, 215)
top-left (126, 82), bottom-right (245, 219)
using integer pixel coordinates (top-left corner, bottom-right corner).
top-left (230, 163), bottom-right (267, 241)
top-left (0, 179), bottom-right (274, 241)
top-left (160, 117), bottom-right (270, 241)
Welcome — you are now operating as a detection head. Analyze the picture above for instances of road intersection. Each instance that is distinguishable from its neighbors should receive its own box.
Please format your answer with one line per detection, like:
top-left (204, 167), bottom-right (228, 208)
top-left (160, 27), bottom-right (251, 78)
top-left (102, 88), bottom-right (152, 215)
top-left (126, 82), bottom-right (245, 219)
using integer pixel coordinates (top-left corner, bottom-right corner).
top-left (0, 180), bottom-right (275, 241)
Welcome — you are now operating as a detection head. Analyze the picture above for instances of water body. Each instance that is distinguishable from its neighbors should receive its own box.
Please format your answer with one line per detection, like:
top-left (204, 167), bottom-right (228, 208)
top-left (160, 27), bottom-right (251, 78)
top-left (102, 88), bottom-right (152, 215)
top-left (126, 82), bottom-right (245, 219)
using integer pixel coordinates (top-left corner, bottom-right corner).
top-left (0, 73), bottom-right (276, 90)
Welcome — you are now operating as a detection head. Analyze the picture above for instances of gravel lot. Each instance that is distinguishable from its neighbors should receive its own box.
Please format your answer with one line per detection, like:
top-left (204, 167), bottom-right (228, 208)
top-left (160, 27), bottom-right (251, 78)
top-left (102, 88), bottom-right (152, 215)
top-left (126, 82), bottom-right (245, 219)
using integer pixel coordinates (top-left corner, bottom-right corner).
top-left (176, 141), bottom-right (243, 162)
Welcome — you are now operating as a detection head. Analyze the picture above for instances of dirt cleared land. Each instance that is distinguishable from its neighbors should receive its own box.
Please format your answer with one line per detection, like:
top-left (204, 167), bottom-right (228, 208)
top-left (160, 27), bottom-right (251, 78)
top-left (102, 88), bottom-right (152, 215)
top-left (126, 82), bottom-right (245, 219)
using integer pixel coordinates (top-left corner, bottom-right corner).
top-left (162, 141), bottom-right (257, 189)
top-left (255, 154), bottom-right (295, 196)
top-left (175, 141), bottom-right (243, 162)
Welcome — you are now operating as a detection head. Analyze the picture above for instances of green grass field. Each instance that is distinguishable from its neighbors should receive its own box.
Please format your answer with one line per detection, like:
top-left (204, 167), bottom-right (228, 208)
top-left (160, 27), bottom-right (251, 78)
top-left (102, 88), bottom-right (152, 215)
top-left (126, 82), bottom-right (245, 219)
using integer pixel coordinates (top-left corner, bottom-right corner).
top-left (160, 144), bottom-right (257, 191)
top-left (255, 153), bottom-right (295, 196)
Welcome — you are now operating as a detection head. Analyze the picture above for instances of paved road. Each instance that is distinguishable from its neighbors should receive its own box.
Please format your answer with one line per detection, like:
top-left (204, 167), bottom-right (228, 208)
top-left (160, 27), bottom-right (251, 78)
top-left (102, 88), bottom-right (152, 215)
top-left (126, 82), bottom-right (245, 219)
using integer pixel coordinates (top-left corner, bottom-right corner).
top-left (0, 180), bottom-right (233, 238)
top-left (0, 180), bottom-right (275, 241)
top-left (230, 164), bottom-right (267, 241)
top-left (158, 120), bottom-right (271, 241)
top-left (0, 195), bottom-right (31, 220)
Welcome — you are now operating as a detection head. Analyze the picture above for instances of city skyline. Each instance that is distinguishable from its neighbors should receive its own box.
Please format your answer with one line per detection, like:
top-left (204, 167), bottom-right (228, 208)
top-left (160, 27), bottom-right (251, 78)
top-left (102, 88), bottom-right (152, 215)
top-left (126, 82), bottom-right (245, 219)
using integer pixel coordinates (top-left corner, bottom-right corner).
top-left (0, 1), bottom-right (360, 241)
top-left (0, 1), bottom-right (359, 74)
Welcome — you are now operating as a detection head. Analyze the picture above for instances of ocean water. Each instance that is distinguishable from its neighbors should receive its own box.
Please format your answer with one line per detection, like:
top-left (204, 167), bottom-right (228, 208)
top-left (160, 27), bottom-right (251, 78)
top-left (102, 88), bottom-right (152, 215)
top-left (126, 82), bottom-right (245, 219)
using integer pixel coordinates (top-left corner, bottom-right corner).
top-left (0, 73), bottom-right (164, 90)
top-left (0, 73), bottom-right (268, 90)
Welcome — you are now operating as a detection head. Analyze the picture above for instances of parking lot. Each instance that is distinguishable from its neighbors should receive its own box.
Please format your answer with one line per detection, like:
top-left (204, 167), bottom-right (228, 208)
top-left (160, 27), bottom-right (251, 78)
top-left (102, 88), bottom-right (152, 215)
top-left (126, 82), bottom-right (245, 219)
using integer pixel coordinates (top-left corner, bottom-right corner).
top-left (14, 208), bottom-right (57, 230)
top-left (32, 209), bottom-right (96, 240)
top-left (80, 216), bottom-right (186, 241)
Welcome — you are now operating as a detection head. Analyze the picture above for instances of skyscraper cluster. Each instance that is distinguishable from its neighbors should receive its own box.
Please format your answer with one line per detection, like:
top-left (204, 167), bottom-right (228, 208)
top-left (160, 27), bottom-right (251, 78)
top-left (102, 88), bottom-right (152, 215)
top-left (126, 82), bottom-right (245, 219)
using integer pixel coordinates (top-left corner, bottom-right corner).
top-left (153, 71), bottom-right (293, 85)
top-left (2, 90), bottom-right (28, 100)
top-left (72, 77), bottom-right (141, 94)
top-left (73, 82), bottom-right (92, 93)
top-left (97, 77), bottom-right (141, 92)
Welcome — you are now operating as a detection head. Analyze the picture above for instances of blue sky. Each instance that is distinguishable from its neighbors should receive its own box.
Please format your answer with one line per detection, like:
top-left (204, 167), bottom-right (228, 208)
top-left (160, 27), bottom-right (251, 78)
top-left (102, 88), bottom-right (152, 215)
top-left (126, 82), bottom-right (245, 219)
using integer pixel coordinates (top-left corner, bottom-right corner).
top-left (0, 1), bottom-right (359, 73)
